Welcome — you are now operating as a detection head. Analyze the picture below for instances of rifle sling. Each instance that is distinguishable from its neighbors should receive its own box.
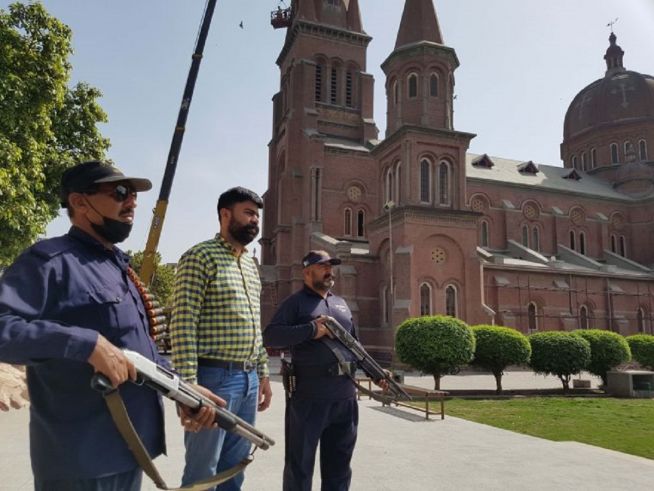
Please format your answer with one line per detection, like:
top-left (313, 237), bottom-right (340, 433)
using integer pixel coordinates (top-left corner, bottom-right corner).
top-left (103, 389), bottom-right (251, 490)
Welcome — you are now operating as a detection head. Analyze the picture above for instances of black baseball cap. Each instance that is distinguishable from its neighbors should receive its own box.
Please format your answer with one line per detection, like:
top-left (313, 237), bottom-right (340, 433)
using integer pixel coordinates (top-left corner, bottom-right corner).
top-left (302, 250), bottom-right (341, 268)
top-left (60, 160), bottom-right (152, 208)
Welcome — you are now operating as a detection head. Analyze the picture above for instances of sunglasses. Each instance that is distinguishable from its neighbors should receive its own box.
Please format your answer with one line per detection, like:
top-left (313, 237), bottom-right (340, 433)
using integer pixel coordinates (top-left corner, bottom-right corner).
top-left (97, 184), bottom-right (137, 202)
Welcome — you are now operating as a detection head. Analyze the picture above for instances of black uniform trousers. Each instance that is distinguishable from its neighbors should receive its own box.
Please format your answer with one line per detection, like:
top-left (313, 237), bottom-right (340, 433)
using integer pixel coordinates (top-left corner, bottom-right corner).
top-left (283, 396), bottom-right (359, 491)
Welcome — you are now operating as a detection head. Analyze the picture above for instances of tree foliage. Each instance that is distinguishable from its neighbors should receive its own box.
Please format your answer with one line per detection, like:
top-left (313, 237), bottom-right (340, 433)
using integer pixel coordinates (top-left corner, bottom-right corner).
top-left (0, 2), bottom-right (109, 266)
top-left (470, 324), bottom-right (531, 394)
top-left (395, 315), bottom-right (475, 390)
top-left (625, 334), bottom-right (654, 370)
top-left (573, 329), bottom-right (631, 386)
top-left (529, 331), bottom-right (591, 391)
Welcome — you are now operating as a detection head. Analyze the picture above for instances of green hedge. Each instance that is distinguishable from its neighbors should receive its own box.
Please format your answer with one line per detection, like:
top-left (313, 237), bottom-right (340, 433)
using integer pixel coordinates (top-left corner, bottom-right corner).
top-left (395, 315), bottom-right (475, 390)
top-left (470, 325), bottom-right (531, 394)
top-left (626, 334), bottom-right (654, 370)
top-left (529, 331), bottom-right (591, 390)
top-left (573, 329), bottom-right (631, 385)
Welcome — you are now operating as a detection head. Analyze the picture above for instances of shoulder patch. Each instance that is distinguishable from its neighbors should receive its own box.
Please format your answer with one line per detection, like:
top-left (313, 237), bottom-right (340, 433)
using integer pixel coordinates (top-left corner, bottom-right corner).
top-left (30, 236), bottom-right (74, 260)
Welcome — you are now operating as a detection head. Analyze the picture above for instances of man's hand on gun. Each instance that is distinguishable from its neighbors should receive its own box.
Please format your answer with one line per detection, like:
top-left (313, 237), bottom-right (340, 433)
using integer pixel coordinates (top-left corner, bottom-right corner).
top-left (178, 384), bottom-right (226, 433)
top-left (312, 315), bottom-right (335, 340)
top-left (375, 371), bottom-right (391, 392)
top-left (87, 334), bottom-right (136, 387)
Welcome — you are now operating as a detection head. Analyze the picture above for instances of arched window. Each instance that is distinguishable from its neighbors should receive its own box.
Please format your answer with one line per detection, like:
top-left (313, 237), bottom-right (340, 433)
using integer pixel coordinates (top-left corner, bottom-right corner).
top-left (581, 152), bottom-right (587, 171)
top-left (438, 162), bottom-right (450, 205)
top-left (639, 139), bottom-right (648, 161)
top-left (522, 225), bottom-right (529, 247)
top-left (624, 140), bottom-right (632, 159)
top-left (591, 148), bottom-right (597, 168)
top-left (480, 221), bottom-right (490, 247)
top-left (330, 64), bottom-right (339, 105)
top-left (571, 156), bottom-right (577, 169)
top-left (356, 210), bottom-right (365, 237)
top-left (420, 159), bottom-right (431, 203)
top-left (620, 235), bottom-right (627, 257)
top-left (579, 231), bottom-right (586, 255)
top-left (611, 234), bottom-right (617, 253)
top-left (638, 307), bottom-right (646, 333)
top-left (445, 285), bottom-right (457, 317)
top-left (429, 73), bottom-right (438, 97)
top-left (419, 283), bottom-right (432, 316)
top-left (532, 226), bottom-right (540, 252)
top-left (393, 80), bottom-right (399, 105)
top-left (385, 167), bottom-right (394, 203)
top-left (528, 302), bottom-right (539, 332)
top-left (345, 70), bottom-right (354, 107)
top-left (344, 208), bottom-right (352, 236)
top-left (569, 230), bottom-right (576, 251)
top-left (382, 286), bottom-right (390, 325)
top-left (408, 73), bottom-right (418, 98)
top-left (579, 305), bottom-right (589, 330)
top-left (610, 143), bottom-right (619, 164)
top-left (394, 161), bottom-right (402, 205)
top-left (315, 63), bottom-right (324, 102)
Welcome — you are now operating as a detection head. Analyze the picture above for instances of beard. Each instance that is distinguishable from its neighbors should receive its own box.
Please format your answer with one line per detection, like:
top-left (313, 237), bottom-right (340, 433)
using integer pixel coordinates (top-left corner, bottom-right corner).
top-left (229, 218), bottom-right (259, 246)
top-left (312, 274), bottom-right (335, 291)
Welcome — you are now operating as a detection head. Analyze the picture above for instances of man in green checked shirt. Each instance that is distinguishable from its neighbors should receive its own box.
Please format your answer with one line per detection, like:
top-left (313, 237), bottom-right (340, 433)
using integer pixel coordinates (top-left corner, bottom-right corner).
top-left (171, 186), bottom-right (272, 491)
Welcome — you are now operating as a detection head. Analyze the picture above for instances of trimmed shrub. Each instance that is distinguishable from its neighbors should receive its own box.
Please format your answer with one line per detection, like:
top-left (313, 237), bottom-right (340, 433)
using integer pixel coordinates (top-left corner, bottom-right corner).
top-left (529, 331), bottom-right (591, 391)
top-left (395, 315), bottom-right (475, 390)
top-left (470, 325), bottom-right (531, 394)
top-left (573, 329), bottom-right (631, 385)
top-left (626, 334), bottom-right (654, 370)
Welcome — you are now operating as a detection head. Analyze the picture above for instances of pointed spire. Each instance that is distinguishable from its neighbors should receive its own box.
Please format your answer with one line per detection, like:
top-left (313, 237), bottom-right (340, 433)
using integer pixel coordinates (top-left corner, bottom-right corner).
top-left (395, 0), bottom-right (443, 49)
top-left (346, 0), bottom-right (363, 32)
top-left (604, 32), bottom-right (625, 76)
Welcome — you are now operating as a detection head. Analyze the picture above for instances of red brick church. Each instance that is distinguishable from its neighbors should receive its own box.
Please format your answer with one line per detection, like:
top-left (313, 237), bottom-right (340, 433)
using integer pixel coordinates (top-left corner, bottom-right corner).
top-left (260, 0), bottom-right (654, 360)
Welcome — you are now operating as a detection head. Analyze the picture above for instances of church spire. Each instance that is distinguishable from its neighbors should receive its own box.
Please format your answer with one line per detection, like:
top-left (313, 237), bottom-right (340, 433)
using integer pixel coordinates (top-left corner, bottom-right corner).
top-left (604, 32), bottom-right (625, 76)
top-left (395, 0), bottom-right (443, 49)
top-left (346, 0), bottom-right (363, 32)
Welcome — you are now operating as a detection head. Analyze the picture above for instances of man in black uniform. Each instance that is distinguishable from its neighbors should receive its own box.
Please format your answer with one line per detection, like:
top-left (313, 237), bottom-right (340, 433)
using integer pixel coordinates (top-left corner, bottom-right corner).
top-left (263, 250), bottom-right (359, 491)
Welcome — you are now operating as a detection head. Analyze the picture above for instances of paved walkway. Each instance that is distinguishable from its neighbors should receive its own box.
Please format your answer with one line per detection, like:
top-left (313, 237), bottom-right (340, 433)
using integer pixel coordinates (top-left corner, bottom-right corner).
top-left (1, 368), bottom-right (653, 490)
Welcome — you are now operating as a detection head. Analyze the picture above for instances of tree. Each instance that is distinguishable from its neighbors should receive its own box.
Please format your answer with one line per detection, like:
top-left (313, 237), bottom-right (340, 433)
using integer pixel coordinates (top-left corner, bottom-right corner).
top-left (626, 335), bottom-right (654, 370)
top-left (128, 250), bottom-right (176, 309)
top-left (573, 329), bottom-right (631, 386)
top-left (395, 315), bottom-right (475, 390)
top-left (470, 325), bottom-right (531, 394)
top-left (529, 331), bottom-right (591, 391)
top-left (0, 2), bottom-right (110, 266)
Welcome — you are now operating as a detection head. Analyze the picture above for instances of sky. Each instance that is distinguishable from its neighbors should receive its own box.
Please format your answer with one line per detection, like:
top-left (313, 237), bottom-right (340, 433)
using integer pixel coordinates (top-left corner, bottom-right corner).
top-left (4, 0), bottom-right (654, 263)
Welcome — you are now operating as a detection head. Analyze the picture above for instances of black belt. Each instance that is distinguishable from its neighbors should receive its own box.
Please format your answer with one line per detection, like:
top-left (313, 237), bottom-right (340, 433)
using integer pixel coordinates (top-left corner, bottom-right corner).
top-left (198, 358), bottom-right (257, 372)
top-left (294, 362), bottom-right (357, 378)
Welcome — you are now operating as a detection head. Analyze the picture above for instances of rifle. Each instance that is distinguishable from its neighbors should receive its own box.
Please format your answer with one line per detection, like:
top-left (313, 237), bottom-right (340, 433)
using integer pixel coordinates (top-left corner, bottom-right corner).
top-left (322, 317), bottom-right (411, 401)
top-left (91, 349), bottom-right (275, 450)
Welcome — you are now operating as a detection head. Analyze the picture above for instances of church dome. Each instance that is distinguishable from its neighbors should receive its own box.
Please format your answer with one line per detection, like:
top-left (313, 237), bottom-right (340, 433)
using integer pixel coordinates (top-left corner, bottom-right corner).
top-left (563, 33), bottom-right (654, 140)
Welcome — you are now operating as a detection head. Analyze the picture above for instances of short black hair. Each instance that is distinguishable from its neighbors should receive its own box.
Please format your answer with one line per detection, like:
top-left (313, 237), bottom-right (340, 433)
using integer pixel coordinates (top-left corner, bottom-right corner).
top-left (217, 187), bottom-right (263, 216)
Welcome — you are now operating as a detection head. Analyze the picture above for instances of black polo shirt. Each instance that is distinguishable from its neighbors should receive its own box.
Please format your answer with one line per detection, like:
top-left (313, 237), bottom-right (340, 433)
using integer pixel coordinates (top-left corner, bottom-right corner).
top-left (263, 285), bottom-right (357, 399)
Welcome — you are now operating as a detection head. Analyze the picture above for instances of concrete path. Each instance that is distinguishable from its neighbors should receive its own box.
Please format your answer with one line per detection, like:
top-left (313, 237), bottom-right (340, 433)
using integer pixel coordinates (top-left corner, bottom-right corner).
top-left (1, 369), bottom-right (653, 490)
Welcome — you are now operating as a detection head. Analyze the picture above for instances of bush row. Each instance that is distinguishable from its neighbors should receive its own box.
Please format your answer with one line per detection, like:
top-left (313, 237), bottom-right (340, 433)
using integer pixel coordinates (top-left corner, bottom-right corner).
top-left (394, 315), bottom-right (654, 392)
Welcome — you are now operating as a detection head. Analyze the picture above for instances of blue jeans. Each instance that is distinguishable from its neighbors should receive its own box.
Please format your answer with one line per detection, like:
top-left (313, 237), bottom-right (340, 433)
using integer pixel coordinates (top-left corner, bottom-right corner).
top-left (181, 366), bottom-right (259, 491)
top-left (34, 468), bottom-right (142, 491)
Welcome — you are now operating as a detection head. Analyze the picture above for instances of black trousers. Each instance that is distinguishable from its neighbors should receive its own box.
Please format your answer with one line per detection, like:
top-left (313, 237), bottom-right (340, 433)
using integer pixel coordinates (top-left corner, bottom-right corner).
top-left (283, 396), bottom-right (358, 491)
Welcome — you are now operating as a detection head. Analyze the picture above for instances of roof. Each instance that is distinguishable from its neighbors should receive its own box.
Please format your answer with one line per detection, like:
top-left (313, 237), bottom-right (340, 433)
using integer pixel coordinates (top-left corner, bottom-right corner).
top-left (466, 153), bottom-right (633, 201)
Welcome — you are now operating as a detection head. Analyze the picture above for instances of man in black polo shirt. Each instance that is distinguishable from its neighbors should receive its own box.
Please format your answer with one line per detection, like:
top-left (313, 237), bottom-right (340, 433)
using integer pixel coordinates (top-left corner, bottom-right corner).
top-left (263, 250), bottom-right (359, 491)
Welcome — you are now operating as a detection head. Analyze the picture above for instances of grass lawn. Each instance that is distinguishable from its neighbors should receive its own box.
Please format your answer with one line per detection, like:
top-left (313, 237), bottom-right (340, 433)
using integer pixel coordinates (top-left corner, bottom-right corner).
top-left (437, 397), bottom-right (654, 460)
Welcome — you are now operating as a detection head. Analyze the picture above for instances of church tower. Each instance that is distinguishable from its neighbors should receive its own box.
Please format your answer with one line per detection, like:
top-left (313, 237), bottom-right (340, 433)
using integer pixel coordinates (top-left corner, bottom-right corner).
top-left (367, 0), bottom-right (483, 331)
top-left (261, 0), bottom-right (379, 321)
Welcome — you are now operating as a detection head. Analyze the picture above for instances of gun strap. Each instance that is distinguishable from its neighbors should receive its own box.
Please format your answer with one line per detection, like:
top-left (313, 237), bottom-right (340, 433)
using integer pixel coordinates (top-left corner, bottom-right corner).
top-left (103, 390), bottom-right (251, 490)
top-left (320, 338), bottom-right (394, 404)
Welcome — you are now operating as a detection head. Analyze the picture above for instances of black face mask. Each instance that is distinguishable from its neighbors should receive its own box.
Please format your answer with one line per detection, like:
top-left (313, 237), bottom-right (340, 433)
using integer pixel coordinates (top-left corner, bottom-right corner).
top-left (84, 196), bottom-right (133, 244)
top-left (91, 217), bottom-right (133, 244)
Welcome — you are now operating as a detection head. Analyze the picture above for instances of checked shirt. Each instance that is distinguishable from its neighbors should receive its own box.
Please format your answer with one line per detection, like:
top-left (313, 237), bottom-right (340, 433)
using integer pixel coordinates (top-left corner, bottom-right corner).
top-left (171, 234), bottom-right (269, 382)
